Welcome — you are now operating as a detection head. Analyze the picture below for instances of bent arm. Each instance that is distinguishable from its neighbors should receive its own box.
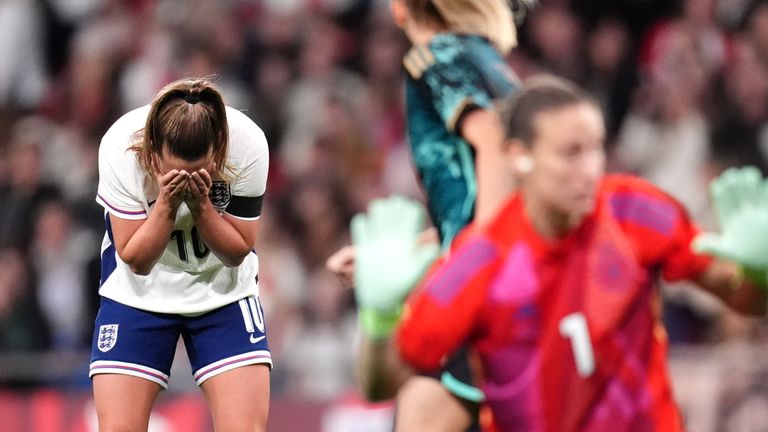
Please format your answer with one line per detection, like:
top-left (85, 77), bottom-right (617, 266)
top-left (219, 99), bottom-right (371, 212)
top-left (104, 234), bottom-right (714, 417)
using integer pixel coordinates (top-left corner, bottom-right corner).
top-left (110, 202), bottom-right (177, 275)
top-left (356, 239), bottom-right (497, 401)
top-left (191, 202), bottom-right (259, 267)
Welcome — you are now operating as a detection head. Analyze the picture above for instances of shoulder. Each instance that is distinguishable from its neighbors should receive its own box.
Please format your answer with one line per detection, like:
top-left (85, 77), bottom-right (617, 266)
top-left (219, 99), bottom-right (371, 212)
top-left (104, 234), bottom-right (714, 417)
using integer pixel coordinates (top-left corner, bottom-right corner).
top-left (224, 107), bottom-right (268, 160)
top-left (601, 173), bottom-right (680, 204)
top-left (438, 234), bottom-right (501, 284)
top-left (405, 34), bottom-right (519, 98)
top-left (600, 173), bottom-right (689, 233)
top-left (101, 105), bottom-right (151, 151)
top-left (403, 33), bottom-right (483, 79)
top-left (225, 107), bottom-right (263, 134)
top-left (99, 106), bottom-right (150, 168)
top-left (448, 217), bottom-right (508, 268)
top-left (403, 44), bottom-right (436, 80)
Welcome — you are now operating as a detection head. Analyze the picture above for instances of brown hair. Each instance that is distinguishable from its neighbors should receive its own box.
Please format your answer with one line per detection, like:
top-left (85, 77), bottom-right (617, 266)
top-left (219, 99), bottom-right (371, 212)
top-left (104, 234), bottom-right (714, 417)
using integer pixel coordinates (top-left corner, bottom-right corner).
top-left (503, 75), bottom-right (598, 146)
top-left (404, 0), bottom-right (517, 54)
top-left (131, 77), bottom-right (228, 176)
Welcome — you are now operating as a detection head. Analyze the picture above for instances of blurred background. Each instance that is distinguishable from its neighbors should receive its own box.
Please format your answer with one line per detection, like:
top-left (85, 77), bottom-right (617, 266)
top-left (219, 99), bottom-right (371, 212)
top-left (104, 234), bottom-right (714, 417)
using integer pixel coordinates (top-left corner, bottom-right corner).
top-left (1, 0), bottom-right (768, 430)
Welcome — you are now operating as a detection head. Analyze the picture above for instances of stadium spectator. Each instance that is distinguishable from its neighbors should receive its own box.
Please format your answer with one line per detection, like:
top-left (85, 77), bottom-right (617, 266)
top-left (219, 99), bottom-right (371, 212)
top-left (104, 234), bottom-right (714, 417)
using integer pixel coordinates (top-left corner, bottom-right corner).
top-left (0, 247), bottom-right (50, 355)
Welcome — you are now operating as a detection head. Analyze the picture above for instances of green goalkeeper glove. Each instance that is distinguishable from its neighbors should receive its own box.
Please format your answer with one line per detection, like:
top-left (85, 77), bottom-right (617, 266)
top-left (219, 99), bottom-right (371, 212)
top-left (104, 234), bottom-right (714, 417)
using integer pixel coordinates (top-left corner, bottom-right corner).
top-left (693, 166), bottom-right (768, 283)
top-left (351, 195), bottom-right (440, 338)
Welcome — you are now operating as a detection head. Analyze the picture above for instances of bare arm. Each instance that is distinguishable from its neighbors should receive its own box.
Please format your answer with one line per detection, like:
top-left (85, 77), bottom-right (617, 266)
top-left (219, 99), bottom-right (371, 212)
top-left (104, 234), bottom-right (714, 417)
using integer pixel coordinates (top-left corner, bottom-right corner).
top-left (326, 230), bottom-right (438, 290)
top-left (342, 228), bottom-right (441, 401)
top-left (110, 170), bottom-right (187, 275)
top-left (696, 259), bottom-right (767, 316)
top-left (357, 335), bottom-right (415, 401)
top-left (326, 245), bottom-right (356, 289)
top-left (461, 109), bottom-right (516, 225)
top-left (330, 247), bottom-right (417, 401)
top-left (186, 169), bottom-right (259, 267)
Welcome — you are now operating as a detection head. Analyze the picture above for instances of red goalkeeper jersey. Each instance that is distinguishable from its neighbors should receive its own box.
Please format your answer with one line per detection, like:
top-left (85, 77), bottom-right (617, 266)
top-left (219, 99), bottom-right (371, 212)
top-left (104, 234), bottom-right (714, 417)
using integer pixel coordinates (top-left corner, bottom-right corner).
top-left (396, 174), bottom-right (712, 432)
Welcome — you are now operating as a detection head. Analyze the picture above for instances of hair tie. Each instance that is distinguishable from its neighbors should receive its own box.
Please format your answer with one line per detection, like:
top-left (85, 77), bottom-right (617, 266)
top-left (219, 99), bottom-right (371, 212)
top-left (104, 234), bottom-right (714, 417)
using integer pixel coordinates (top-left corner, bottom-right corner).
top-left (185, 93), bottom-right (200, 104)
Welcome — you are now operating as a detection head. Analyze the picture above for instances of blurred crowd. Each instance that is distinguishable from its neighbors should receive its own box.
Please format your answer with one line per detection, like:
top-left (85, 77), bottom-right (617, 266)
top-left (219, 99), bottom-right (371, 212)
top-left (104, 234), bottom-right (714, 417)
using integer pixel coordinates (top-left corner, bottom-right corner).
top-left (1, 0), bottom-right (768, 429)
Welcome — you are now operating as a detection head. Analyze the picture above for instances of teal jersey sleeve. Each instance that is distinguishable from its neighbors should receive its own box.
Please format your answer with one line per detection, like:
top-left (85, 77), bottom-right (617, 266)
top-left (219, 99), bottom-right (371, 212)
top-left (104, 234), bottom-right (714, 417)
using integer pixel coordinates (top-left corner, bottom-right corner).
top-left (404, 34), bottom-right (519, 136)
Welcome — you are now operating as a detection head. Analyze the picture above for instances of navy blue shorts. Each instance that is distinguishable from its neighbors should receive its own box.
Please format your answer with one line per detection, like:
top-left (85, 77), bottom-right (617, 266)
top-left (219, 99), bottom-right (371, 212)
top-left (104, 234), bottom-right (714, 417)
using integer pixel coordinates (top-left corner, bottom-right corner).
top-left (89, 296), bottom-right (271, 388)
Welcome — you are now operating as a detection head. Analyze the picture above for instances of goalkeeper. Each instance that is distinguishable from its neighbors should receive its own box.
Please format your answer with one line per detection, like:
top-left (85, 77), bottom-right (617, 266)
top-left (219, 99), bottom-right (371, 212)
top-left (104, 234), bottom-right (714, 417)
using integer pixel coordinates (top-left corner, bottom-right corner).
top-left (349, 75), bottom-right (768, 431)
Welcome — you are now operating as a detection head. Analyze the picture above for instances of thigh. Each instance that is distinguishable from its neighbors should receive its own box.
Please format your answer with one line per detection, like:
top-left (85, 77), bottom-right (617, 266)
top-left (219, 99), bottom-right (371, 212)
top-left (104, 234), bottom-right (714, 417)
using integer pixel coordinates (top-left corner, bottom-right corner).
top-left (93, 374), bottom-right (162, 432)
top-left (399, 345), bottom-right (482, 432)
top-left (201, 364), bottom-right (270, 432)
top-left (395, 375), bottom-right (475, 432)
top-left (90, 297), bottom-right (181, 388)
top-left (183, 296), bottom-right (272, 386)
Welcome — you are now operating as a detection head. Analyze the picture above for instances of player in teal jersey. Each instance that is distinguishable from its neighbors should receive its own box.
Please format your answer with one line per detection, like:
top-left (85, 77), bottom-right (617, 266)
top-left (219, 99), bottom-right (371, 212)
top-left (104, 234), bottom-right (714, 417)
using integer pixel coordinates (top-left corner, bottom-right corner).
top-left (404, 31), bottom-right (521, 248)
top-left (327, 1), bottom-right (532, 430)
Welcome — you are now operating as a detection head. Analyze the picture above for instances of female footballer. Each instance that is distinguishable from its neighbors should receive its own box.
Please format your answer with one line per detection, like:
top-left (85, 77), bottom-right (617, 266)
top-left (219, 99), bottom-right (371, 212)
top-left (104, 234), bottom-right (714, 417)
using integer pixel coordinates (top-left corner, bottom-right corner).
top-left (91, 77), bottom-right (271, 431)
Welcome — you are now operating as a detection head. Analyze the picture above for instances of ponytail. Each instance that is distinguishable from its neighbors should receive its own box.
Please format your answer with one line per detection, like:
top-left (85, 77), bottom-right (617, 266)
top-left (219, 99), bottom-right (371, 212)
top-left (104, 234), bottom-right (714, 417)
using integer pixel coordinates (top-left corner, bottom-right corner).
top-left (405, 0), bottom-right (518, 54)
top-left (131, 77), bottom-right (229, 177)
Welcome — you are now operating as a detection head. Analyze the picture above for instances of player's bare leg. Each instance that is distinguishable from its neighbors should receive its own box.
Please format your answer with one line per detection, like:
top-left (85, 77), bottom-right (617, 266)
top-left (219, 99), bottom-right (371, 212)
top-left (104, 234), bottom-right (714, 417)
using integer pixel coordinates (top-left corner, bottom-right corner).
top-left (201, 364), bottom-right (270, 432)
top-left (93, 374), bottom-right (162, 432)
top-left (394, 376), bottom-right (474, 432)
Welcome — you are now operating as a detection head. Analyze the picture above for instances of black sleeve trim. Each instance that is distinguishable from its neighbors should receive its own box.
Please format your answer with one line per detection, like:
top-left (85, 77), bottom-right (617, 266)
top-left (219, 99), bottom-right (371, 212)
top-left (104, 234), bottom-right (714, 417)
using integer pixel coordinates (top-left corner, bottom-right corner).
top-left (225, 194), bottom-right (264, 218)
top-left (453, 102), bottom-right (483, 138)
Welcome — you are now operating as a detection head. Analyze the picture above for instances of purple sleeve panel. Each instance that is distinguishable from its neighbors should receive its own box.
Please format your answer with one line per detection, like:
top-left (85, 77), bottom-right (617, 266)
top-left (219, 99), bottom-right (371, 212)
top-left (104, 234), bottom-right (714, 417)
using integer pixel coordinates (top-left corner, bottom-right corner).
top-left (423, 238), bottom-right (499, 307)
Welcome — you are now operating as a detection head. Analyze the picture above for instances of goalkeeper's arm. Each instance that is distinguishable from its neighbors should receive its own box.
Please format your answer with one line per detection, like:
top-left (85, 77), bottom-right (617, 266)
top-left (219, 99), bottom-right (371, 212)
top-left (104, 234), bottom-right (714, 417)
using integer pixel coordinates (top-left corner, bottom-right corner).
top-left (695, 260), bottom-right (768, 316)
top-left (356, 331), bottom-right (416, 401)
top-left (349, 196), bottom-right (440, 401)
top-left (692, 166), bottom-right (768, 315)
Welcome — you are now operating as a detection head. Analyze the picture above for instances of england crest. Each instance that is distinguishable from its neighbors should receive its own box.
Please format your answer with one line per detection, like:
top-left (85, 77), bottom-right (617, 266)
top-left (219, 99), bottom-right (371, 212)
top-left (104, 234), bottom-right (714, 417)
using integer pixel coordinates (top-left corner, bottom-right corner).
top-left (209, 181), bottom-right (231, 213)
top-left (97, 324), bottom-right (119, 352)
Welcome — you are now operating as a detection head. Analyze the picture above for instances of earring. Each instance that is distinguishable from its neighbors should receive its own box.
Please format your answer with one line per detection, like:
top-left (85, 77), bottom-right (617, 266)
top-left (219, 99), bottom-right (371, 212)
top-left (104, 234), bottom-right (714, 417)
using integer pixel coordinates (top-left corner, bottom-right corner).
top-left (515, 156), bottom-right (533, 173)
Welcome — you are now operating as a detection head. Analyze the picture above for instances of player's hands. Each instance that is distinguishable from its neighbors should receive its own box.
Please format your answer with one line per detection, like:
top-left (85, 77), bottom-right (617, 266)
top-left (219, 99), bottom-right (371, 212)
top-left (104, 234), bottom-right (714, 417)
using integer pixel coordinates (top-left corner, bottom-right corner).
top-left (693, 166), bottom-right (768, 283)
top-left (155, 169), bottom-right (190, 210)
top-left (185, 168), bottom-right (213, 215)
top-left (352, 195), bottom-right (440, 337)
top-left (326, 229), bottom-right (439, 290)
top-left (326, 245), bottom-right (356, 289)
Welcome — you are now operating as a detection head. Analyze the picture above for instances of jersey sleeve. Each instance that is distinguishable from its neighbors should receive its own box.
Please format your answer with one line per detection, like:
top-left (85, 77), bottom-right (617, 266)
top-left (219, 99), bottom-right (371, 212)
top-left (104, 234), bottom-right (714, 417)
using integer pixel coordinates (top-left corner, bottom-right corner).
top-left (659, 206), bottom-right (712, 281)
top-left (404, 45), bottom-right (494, 136)
top-left (95, 129), bottom-right (147, 220)
top-left (224, 111), bottom-right (269, 220)
top-left (396, 237), bottom-right (500, 372)
top-left (607, 175), bottom-right (712, 281)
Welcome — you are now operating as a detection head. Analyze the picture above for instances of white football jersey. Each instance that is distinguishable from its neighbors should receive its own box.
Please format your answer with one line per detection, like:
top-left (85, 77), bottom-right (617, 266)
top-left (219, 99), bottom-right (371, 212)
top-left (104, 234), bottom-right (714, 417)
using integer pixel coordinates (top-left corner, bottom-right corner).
top-left (96, 105), bottom-right (269, 314)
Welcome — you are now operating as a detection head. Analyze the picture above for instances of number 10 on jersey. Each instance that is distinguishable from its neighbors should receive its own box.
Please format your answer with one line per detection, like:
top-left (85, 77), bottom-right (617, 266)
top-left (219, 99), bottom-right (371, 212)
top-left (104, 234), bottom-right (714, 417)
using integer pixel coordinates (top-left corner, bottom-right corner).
top-left (170, 226), bottom-right (210, 261)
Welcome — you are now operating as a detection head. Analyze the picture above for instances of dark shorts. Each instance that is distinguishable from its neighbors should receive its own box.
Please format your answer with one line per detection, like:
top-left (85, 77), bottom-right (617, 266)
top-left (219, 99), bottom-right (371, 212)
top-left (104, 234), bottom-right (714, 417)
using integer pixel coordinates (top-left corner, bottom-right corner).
top-left (438, 345), bottom-right (483, 401)
top-left (89, 296), bottom-right (271, 388)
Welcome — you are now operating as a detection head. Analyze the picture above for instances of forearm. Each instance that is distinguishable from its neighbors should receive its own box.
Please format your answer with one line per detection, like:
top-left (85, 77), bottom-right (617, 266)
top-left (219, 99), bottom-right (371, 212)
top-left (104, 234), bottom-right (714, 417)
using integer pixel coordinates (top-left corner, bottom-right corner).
top-left (462, 109), bottom-right (516, 225)
top-left (118, 205), bottom-right (177, 275)
top-left (191, 202), bottom-right (254, 267)
top-left (697, 260), bottom-right (768, 316)
top-left (357, 335), bottom-right (414, 402)
top-left (474, 149), bottom-right (516, 224)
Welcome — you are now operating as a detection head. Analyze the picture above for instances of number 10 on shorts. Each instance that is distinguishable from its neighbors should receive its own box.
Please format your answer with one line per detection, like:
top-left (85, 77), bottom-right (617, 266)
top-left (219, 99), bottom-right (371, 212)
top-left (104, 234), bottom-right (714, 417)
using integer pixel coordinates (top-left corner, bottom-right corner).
top-left (238, 297), bottom-right (266, 343)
